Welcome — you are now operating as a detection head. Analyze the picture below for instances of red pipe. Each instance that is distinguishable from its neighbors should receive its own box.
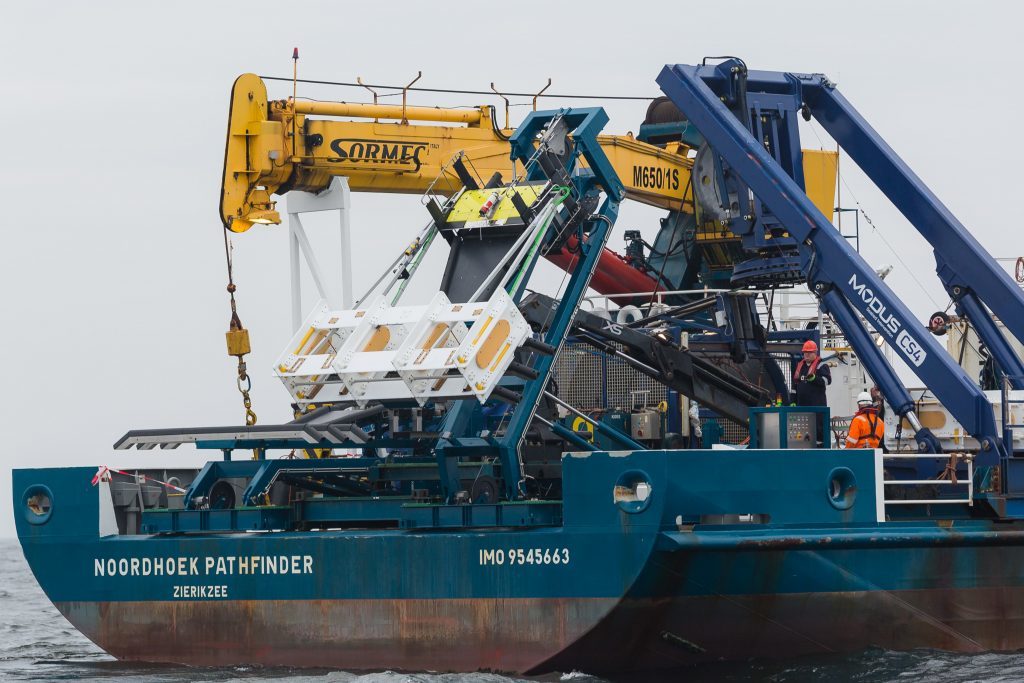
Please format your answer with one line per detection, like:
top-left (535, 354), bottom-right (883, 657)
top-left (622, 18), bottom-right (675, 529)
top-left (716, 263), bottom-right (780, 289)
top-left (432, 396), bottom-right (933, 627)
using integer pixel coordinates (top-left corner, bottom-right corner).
top-left (544, 235), bottom-right (660, 303)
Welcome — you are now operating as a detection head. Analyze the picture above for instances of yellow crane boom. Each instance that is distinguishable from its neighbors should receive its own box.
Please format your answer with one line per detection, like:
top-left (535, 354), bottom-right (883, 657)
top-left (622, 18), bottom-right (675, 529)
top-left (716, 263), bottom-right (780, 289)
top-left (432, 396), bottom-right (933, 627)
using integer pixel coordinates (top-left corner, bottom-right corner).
top-left (220, 74), bottom-right (697, 232)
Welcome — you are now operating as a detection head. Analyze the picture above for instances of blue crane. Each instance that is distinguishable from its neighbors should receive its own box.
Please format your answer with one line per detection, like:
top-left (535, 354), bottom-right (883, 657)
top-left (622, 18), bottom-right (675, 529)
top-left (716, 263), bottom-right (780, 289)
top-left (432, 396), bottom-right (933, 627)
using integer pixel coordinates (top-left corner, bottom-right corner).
top-left (656, 60), bottom-right (1023, 495)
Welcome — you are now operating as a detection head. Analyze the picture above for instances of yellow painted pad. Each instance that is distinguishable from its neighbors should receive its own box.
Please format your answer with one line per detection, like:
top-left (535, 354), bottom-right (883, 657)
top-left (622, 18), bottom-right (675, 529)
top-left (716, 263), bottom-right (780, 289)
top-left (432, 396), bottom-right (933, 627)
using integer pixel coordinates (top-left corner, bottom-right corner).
top-left (802, 149), bottom-right (839, 218)
top-left (446, 184), bottom-right (544, 224)
top-left (901, 410), bottom-right (948, 430)
top-left (421, 323), bottom-right (450, 349)
top-left (476, 319), bottom-right (511, 369)
top-left (362, 326), bottom-right (392, 352)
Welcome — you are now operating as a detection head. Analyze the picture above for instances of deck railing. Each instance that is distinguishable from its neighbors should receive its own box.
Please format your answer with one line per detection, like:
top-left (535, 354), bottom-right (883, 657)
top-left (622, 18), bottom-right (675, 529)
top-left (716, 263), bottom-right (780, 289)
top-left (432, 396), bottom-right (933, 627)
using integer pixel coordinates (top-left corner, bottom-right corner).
top-left (875, 452), bottom-right (974, 521)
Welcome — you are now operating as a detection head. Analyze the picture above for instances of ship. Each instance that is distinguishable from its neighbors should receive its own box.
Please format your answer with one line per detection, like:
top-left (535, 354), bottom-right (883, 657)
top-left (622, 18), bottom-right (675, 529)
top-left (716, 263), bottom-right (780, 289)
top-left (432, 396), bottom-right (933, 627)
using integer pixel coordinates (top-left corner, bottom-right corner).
top-left (14, 59), bottom-right (1024, 676)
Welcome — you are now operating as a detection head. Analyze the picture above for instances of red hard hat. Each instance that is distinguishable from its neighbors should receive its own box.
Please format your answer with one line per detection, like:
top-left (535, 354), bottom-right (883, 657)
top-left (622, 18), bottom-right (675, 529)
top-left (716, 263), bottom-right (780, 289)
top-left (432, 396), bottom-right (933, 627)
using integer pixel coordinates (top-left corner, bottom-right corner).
top-left (802, 340), bottom-right (818, 353)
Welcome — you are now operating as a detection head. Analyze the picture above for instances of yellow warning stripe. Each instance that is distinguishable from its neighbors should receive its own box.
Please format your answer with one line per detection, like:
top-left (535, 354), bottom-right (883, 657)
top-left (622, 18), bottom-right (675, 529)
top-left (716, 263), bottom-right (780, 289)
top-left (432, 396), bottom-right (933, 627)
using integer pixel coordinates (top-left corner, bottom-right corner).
top-left (489, 342), bottom-right (512, 372)
top-left (472, 315), bottom-right (494, 344)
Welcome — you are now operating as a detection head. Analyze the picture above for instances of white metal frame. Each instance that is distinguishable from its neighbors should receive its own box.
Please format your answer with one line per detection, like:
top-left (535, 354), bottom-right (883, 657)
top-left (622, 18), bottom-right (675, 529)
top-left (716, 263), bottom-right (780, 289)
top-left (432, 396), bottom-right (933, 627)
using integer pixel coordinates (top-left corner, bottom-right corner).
top-left (285, 177), bottom-right (353, 331)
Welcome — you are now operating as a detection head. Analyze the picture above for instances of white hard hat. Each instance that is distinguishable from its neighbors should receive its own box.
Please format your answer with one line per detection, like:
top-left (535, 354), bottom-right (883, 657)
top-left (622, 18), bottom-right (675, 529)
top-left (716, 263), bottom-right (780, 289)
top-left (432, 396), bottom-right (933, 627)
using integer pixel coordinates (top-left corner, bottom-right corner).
top-left (856, 391), bottom-right (873, 406)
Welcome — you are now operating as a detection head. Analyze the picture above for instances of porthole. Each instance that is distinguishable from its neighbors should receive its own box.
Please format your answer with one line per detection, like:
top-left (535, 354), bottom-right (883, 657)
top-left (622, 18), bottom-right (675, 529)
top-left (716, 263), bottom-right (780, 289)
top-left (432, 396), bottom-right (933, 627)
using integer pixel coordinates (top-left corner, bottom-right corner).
top-left (23, 485), bottom-right (54, 525)
top-left (614, 470), bottom-right (653, 514)
top-left (827, 467), bottom-right (857, 511)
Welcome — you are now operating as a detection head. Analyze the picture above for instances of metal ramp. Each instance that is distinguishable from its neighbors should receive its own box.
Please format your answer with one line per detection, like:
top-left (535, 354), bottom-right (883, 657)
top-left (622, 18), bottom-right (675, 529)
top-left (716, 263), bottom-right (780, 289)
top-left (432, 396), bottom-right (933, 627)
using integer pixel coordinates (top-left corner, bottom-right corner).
top-left (275, 289), bottom-right (530, 408)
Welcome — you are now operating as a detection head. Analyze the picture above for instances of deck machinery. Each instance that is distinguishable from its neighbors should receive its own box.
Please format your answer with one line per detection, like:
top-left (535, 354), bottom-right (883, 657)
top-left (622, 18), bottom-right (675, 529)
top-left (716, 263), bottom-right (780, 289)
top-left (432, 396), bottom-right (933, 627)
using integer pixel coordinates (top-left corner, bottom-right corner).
top-left (14, 62), bottom-right (1024, 674)
top-left (123, 105), bottom-right (652, 518)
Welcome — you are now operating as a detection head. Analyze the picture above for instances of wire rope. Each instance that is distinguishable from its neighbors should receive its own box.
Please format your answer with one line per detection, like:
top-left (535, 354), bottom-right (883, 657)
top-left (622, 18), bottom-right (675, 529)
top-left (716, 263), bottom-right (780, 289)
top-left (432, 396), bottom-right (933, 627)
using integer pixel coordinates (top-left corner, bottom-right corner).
top-left (262, 75), bottom-right (657, 101)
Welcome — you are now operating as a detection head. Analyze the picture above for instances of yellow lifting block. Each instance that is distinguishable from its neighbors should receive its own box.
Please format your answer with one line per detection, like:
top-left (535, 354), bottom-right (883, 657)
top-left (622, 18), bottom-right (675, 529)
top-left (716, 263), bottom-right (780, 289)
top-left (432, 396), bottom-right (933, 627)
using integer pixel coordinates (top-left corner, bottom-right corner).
top-left (226, 328), bottom-right (251, 357)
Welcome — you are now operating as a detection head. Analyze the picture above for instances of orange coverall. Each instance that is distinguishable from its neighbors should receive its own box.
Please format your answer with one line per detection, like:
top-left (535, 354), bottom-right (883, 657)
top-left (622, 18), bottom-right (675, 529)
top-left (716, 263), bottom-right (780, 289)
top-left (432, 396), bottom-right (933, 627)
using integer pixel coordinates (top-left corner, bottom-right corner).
top-left (845, 407), bottom-right (884, 448)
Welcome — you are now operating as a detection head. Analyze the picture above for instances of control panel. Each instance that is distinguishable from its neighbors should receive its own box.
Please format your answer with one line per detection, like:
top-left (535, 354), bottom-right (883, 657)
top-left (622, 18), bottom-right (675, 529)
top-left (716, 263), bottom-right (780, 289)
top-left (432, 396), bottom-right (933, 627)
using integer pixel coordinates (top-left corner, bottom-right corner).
top-left (750, 406), bottom-right (830, 450)
top-left (786, 412), bottom-right (817, 448)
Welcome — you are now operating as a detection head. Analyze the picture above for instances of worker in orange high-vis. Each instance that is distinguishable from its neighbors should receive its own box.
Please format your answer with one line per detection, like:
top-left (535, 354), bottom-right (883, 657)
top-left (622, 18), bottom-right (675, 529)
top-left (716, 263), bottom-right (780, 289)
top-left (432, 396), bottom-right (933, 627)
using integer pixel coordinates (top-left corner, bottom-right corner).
top-left (845, 391), bottom-right (885, 449)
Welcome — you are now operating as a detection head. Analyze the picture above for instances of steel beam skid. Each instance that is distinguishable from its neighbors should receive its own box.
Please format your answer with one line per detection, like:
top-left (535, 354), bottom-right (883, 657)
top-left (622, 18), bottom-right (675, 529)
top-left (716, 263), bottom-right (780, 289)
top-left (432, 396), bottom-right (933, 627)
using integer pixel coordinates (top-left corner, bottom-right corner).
top-left (274, 287), bottom-right (531, 408)
top-left (114, 405), bottom-right (388, 454)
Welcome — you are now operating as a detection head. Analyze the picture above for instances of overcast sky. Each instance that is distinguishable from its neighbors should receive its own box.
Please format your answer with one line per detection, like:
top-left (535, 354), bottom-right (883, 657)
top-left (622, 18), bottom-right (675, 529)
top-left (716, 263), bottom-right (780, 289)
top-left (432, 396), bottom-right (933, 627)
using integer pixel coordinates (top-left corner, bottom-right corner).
top-left (3, 1), bottom-right (1023, 537)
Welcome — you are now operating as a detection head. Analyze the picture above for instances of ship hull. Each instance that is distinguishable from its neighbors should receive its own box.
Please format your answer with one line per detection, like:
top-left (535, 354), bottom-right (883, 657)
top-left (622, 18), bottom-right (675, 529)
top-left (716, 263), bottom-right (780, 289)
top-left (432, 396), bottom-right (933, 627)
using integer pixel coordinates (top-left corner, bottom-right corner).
top-left (16, 452), bottom-right (1024, 675)
top-left (32, 537), bottom-right (1024, 674)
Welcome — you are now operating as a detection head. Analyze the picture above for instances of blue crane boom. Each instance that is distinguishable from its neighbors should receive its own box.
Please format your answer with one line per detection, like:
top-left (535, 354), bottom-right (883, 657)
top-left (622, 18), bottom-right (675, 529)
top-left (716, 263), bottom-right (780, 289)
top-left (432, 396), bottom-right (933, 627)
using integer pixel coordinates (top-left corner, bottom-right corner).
top-left (805, 79), bottom-right (1024, 388)
top-left (656, 61), bottom-right (1017, 477)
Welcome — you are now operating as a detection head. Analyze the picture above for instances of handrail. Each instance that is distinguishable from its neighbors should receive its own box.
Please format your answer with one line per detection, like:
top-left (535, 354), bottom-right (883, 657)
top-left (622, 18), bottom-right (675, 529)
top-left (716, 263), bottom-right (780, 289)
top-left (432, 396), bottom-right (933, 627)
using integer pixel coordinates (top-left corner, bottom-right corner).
top-left (876, 452), bottom-right (974, 516)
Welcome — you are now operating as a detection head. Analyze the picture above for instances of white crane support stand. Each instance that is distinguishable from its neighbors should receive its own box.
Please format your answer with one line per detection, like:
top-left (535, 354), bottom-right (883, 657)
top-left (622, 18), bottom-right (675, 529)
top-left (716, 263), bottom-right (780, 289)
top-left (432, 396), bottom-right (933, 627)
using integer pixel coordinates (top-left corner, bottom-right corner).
top-left (285, 177), bottom-right (353, 331)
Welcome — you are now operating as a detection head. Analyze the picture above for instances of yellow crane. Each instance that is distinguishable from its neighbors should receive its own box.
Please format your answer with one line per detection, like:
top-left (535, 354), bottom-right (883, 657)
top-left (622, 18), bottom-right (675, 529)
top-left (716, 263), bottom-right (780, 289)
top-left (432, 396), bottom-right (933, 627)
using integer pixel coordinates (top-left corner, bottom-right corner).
top-left (220, 74), bottom-right (704, 233)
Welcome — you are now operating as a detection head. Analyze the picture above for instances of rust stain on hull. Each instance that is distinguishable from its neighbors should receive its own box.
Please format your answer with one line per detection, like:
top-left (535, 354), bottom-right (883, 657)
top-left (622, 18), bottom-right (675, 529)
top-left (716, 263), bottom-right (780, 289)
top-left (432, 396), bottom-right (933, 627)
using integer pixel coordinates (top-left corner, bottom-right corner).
top-left (60, 586), bottom-right (1024, 675)
top-left (62, 597), bottom-right (618, 673)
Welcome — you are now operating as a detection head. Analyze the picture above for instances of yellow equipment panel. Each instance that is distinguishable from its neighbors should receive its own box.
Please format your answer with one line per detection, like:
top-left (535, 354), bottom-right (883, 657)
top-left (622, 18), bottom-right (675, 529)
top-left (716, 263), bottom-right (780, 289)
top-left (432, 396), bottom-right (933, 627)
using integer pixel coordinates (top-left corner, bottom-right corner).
top-left (446, 185), bottom-right (544, 224)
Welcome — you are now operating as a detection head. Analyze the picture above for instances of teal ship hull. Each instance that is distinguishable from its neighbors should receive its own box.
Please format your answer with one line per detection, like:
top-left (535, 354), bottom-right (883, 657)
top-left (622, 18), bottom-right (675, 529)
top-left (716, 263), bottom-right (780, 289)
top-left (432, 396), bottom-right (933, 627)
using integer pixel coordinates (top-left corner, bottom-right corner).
top-left (16, 449), bottom-right (1024, 674)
